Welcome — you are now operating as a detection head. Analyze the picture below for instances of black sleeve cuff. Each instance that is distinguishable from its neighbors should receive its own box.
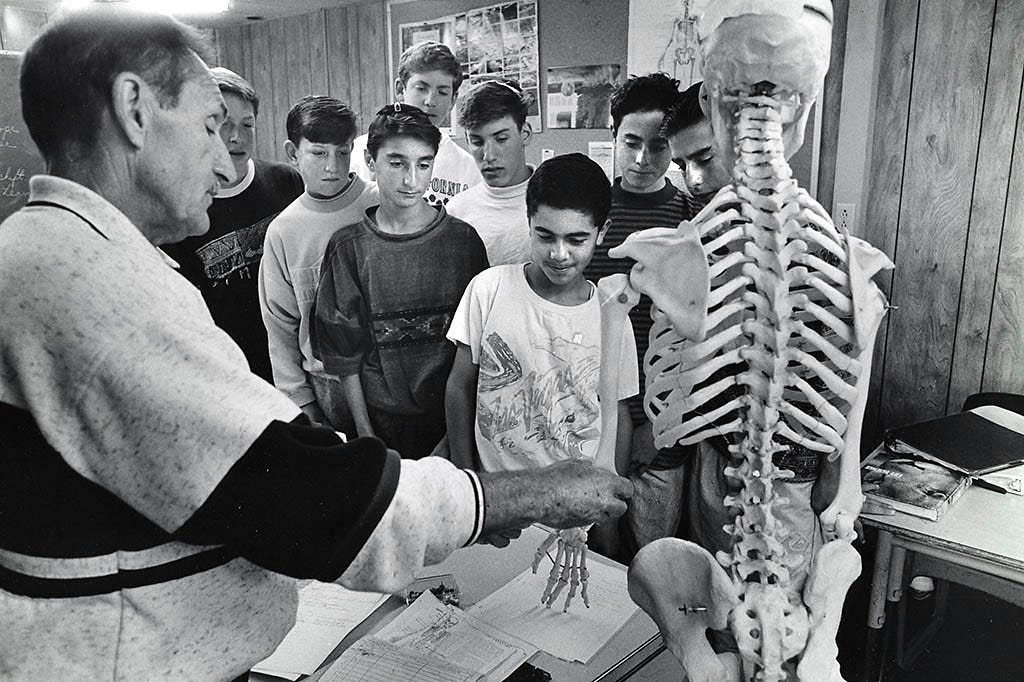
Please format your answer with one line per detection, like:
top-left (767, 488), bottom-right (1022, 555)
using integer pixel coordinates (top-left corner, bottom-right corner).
top-left (175, 417), bottom-right (400, 581)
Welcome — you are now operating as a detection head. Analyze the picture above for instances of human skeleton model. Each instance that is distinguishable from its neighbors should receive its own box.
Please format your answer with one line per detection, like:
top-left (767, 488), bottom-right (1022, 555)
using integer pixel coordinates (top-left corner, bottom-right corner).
top-left (609, 2), bottom-right (894, 680)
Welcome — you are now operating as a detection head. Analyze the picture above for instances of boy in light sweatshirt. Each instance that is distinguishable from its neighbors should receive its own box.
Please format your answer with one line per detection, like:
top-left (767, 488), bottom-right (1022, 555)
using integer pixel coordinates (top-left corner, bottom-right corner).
top-left (259, 95), bottom-right (379, 432)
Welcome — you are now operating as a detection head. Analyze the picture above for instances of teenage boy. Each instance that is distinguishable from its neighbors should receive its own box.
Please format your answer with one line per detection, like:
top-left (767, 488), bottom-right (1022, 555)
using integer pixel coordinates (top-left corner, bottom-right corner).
top-left (352, 41), bottom-right (481, 207)
top-left (623, 80), bottom-right (738, 556)
top-left (446, 153), bottom-right (637, 474)
top-left (445, 78), bottom-right (534, 266)
top-left (579, 73), bottom-right (704, 558)
top-left (446, 153), bottom-right (637, 555)
top-left (313, 104), bottom-right (488, 459)
top-left (662, 81), bottom-right (733, 210)
top-left (259, 96), bottom-right (379, 432)
top-left (163, 67), bottom-right (303, 381)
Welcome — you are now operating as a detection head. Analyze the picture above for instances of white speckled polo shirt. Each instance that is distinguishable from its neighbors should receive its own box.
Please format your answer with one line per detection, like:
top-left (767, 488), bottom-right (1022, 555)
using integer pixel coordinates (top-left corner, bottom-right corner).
top-left (0, 176), bottom-right (305, 681)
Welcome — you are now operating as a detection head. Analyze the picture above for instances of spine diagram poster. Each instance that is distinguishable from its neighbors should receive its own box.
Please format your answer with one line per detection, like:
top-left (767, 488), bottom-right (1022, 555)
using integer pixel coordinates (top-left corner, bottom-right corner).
top-left (627, 0), bottom-right (703, 87)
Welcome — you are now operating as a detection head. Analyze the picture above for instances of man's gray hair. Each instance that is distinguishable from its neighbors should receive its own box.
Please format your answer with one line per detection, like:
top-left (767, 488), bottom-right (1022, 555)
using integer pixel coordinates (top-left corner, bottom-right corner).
top-left (21, 7), bottom-right (212, 162)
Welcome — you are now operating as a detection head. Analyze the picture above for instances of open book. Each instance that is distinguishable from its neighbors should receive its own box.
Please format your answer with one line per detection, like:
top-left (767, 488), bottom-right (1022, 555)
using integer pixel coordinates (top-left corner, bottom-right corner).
top-left (861, 446), bottom-right (971, 521)
top-left (884, 405), bottom-right (1024, 476)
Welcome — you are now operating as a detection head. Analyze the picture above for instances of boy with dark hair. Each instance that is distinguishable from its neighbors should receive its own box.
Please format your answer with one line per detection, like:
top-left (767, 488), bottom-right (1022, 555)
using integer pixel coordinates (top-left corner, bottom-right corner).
top-left (661, 80), bottom-right (733, 209)
top-left (584, 72), bottom-right (701, 498)
top-left (446, 152), bottom-right (636, 475)
top-left (352, 41), bottom-right (481, 207)
top-left (313, 104), bottom-right (488, 458)
top-left (259, 96), bottom-right (379, 432)
top-left (163, 66), bottom-right (303, 381)
top-left (445, 77), bottom-right (535, 266)
top-left (446, 153), bottom-right (637, 559)
top-left (624, 80), bottom-right (736, 556)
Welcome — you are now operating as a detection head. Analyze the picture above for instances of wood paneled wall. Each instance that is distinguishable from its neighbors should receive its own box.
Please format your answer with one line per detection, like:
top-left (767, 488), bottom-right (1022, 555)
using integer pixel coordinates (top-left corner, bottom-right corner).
top-left (212, 2), bottom-right (389, 165)
top-left (863, 0), bottom-right (1024, 441)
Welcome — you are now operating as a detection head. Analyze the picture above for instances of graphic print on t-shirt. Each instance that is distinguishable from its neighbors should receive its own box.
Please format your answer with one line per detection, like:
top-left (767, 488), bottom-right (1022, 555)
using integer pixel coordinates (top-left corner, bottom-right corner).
top-left (425, 178), bottom-right (472, 208)
top-left (477, 331), bottom-right (601, 462)
top-left (193, 215), bottom-right (276, 282)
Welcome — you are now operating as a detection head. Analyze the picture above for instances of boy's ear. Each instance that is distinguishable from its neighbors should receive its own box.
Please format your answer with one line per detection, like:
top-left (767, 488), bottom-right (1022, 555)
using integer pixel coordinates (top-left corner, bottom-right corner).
top-left (364, 148), bottom-right (375, 172)
top-left (520, 121), bottom-right (533, 146)
top-left (394, 77), bottom-right (405, 99)
top-left (698, 81), bottom-right (711, 119)
top-left (595, 217), bottom-right (612, 245)
top-left (283, 139), bottom-right (298, 166)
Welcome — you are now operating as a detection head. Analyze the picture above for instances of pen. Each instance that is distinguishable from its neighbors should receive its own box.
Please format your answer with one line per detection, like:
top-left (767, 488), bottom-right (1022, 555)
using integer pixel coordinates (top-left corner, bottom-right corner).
top-left (971, 476), bottom-right (1008, 494)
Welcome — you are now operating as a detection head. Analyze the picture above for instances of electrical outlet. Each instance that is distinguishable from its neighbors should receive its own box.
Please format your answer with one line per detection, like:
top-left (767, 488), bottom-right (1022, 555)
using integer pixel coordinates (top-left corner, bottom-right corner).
top-left (836, 203), bottom-right (855, 232)
top-left (541, 148), bottom-right (555, 161)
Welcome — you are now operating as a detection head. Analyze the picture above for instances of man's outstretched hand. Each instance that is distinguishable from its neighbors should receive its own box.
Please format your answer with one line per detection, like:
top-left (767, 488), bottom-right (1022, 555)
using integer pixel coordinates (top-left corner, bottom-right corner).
top-left (478, 459), bottom-right (634, 538)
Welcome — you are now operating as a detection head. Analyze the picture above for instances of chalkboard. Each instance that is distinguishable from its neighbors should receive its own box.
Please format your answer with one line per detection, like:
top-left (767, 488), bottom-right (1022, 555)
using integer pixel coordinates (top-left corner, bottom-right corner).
top-left (0, 51), bottom-right (45, 223)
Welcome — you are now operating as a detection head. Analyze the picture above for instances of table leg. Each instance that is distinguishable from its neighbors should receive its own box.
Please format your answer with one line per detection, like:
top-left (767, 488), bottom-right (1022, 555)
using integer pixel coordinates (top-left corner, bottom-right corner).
top-left (863, 530), bottom-right (893, 682)
top-left (887, 545), bottom-right (907, 603)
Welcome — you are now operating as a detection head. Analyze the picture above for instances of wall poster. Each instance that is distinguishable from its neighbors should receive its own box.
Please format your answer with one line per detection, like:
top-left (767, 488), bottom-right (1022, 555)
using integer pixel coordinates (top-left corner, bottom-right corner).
top-left (627, 0), bottom-right (703, 87)
top-left (546, 64), bottom-right (623, 130)
top-left (398, 18), bottom-right (455, 55)
top-left (454, 0), bottom-right (541, 131)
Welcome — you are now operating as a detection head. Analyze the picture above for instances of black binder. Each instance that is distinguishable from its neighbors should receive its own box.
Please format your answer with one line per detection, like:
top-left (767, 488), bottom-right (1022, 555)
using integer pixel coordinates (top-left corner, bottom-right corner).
top-left (885, 407), bottom-right (1024, 476)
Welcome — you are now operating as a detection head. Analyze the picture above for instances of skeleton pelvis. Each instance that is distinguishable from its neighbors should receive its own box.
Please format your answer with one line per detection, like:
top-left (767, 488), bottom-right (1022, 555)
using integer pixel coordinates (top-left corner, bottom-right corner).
top-left (628, 538), bottom-right (741, 682)
top-left (629, 536), bottom-right (859, 682)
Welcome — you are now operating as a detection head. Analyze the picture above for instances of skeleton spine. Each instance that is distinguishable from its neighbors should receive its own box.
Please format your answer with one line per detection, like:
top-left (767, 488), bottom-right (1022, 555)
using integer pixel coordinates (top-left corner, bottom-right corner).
top-left (726, 93), bottom-right (805, 680)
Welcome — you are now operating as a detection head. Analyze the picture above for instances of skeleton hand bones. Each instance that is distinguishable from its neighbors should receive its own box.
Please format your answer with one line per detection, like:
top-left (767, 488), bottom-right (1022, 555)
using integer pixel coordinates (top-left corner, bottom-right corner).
top-left (531, 526), bottom-right (591, 611)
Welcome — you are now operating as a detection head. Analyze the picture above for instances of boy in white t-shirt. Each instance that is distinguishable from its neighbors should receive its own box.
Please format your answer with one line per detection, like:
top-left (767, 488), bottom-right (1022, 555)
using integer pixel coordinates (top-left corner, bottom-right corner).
top-left (446, 153), bottom-right (637, 474)
top-left (446, 153), bottom-right (638, 565)
top-left (350, 41), bottom-right (481, 207)
top-left (445, 77), bottom-right (535, 266)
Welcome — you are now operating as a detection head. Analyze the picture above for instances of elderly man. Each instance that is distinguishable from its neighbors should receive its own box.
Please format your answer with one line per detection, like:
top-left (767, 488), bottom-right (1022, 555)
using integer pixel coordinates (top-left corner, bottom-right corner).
top-left (0, 9), bottom-right (632, 681)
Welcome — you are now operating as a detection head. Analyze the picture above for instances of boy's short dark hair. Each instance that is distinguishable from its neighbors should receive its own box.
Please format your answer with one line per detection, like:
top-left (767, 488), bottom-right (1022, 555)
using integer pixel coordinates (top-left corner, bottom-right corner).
top-left (456, 77), bottom-right (529, 130)
top-left (286, 95), bottom-right (357, 146)
top-left (609, 72), bottom-right (680, 136)
top-left (661, 81), bottom-right (706, 138)
top-left (365, 103), bottom-right (442, 159)
top-left (527, 153), bottom-right (611, 227)
top-left (396, 41), bottom-right (464, 95)
top-left (210, 66), bottom-right (259, 116)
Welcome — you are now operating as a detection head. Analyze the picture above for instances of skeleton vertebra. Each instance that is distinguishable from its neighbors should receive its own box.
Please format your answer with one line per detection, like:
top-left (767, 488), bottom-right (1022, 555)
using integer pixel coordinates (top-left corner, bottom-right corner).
top-left (610, 2), bottom-right (893, 680)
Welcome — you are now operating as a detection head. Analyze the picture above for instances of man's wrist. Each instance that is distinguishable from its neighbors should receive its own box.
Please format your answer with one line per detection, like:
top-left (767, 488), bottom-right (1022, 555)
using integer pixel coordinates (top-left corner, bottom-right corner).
top-left (477, 468), bottom-right (547, 535)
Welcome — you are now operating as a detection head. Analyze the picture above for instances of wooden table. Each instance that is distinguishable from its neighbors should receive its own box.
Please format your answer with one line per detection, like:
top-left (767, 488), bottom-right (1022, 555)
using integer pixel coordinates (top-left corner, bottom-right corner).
top-left (860, 464), bottom-right (1024, 681)
top-left (281, 525), bottom-right (668, 682)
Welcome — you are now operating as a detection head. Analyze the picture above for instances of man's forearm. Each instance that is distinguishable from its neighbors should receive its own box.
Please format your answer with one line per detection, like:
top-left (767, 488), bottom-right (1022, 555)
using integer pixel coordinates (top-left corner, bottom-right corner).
top-left (478, 460), bottom-right (633, 535)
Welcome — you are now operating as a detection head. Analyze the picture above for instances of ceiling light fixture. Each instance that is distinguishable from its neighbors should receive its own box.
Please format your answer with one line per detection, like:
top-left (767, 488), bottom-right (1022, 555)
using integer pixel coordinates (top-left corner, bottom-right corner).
top-left (60, 0), bottom-right (231, 15)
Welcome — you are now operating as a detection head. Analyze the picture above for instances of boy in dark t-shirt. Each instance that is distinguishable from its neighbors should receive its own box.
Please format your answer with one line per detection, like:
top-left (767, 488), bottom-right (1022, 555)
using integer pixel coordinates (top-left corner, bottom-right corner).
top-left (163, 68), bottom-right (303, 381)
top-left (312, 104), bottom-right (488, 459)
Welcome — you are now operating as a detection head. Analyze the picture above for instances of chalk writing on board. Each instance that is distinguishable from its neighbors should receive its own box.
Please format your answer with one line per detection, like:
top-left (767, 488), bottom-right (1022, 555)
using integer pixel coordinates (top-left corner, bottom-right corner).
top-left (0, 125), bottom-right (20, 149)
top-left (1, 166), bottom-right (29, 199)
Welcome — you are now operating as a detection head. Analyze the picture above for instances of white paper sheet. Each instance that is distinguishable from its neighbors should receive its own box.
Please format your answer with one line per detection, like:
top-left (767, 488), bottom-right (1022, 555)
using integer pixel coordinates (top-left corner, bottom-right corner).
top-left (319, 638), bottom-right (481, 682)
top-left (251, 581), bottom-right (388, 678)
top-left (469, 559), bottom-right (639, 663)
top-left (375, 592), bottom-right (535, 681)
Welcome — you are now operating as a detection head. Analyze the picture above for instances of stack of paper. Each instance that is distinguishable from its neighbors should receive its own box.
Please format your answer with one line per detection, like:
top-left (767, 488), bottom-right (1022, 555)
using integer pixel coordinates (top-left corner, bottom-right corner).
top-left (251, 581), bottom-right (389, 680)
top-left (320, 592), bottom-right (535, 681)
